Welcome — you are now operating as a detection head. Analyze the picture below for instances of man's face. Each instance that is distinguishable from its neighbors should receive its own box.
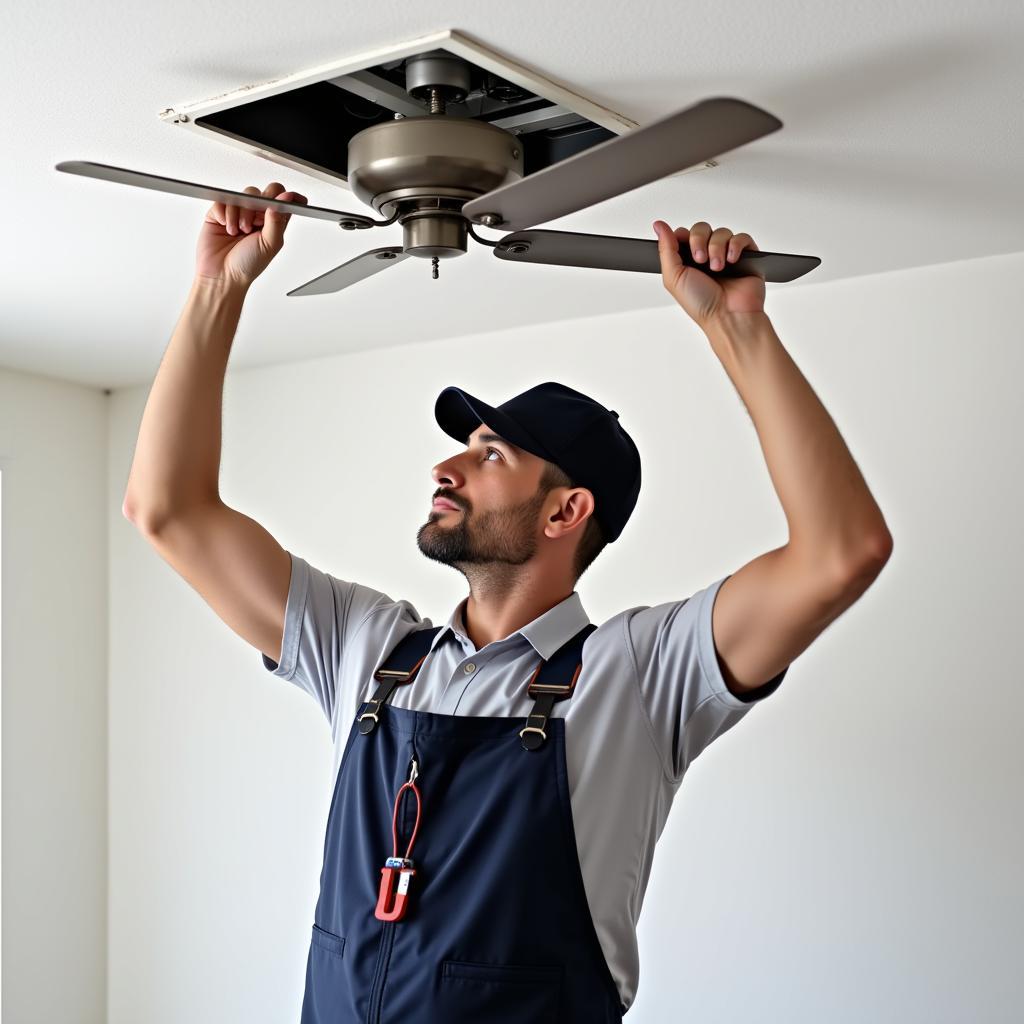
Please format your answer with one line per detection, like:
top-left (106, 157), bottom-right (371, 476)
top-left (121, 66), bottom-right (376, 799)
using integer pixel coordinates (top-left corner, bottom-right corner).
top-left (416, 423), bottom-right (549, 571)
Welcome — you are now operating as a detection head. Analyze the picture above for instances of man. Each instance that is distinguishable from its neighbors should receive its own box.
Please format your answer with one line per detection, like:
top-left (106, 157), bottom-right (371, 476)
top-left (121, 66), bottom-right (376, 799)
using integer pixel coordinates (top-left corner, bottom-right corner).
top-left (124, 183), bottom-right (892, 1021)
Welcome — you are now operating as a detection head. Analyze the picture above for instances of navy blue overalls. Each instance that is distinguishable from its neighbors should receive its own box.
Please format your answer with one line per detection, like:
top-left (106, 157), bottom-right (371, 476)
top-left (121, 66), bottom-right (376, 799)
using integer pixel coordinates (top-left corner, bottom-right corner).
top-left (299, 621), bottom-right (627, 1023)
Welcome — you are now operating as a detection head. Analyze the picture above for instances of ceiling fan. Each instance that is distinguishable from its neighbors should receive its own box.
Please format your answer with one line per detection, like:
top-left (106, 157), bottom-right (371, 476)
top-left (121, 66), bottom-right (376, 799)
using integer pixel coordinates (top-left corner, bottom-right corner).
top-left (56, 51), bottom-right (821, 296)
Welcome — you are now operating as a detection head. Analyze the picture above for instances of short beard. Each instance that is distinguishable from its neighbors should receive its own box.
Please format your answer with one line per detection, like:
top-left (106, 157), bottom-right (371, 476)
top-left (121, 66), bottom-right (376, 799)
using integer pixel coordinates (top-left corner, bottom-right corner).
top-left (416, 487), bottom-right (549, 583)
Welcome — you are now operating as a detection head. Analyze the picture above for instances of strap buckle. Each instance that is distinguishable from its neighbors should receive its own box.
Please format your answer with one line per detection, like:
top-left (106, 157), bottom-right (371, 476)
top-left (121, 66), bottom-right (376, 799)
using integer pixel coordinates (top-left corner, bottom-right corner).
top-left (358, 699), bottom-right (382, 734)
top-left (520, 713), bottom-right (549, 750)
top-left (358, 698), bottom-right (382, 722)
top-left (518, 724), bottom-right (547, 740)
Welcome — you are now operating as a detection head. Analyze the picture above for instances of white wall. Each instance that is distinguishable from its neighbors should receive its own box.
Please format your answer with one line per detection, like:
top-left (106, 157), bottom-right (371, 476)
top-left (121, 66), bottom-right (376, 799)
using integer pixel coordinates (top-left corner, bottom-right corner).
top-left (0, 368), bottom-right (108, 1024)
top-left (6, 249), bottom-right (1020, 1022)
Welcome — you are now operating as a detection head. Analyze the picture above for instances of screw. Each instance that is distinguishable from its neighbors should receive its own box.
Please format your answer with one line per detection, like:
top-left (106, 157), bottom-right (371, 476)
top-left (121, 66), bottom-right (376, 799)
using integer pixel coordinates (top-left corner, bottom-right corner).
top-left (340, 220), bottom-right (357, 230)
top-left (478, 213), bottom-right (502, 227)
top-left (432, 257), bottom-right (439, 280)
top-left (512, 148), bottom-right (520, 159)
top-left (507, 242), bottom-right (531, 255)
top-left (179, 114), bottom-right (189, 123)
top-left (376, 251), bottom-right (398, 260)
top-left (394, 113), bottom-right (404, 119)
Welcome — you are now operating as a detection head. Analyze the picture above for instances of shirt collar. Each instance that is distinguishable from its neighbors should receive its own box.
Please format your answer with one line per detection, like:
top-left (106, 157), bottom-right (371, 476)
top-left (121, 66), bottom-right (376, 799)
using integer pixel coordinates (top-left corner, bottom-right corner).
top-left (429, 590), bottom-right (591, 660)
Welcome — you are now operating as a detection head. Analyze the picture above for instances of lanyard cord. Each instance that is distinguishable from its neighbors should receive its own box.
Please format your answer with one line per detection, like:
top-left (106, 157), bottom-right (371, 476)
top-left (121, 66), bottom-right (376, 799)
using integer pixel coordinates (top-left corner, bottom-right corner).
top-left (391, 778), bottom-right (422, 861)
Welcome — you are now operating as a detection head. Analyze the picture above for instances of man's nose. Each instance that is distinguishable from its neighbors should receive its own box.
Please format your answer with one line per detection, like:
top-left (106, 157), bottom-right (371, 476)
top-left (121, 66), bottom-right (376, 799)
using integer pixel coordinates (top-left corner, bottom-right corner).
top-left (432, 460), bottom-right (463, 485)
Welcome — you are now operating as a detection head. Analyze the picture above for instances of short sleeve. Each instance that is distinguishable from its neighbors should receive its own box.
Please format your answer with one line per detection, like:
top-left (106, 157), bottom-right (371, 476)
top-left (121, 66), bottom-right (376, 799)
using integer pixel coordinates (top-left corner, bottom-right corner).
top-left (626, 574), bottom-right (786, 782)
top-left (261, 550), bottom-right (420, 727)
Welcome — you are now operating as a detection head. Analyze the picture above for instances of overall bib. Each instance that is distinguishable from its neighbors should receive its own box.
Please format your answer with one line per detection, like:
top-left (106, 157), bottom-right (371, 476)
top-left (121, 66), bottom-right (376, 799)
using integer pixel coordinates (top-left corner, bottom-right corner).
top-left (299, 621), bottom-right (626, 1023)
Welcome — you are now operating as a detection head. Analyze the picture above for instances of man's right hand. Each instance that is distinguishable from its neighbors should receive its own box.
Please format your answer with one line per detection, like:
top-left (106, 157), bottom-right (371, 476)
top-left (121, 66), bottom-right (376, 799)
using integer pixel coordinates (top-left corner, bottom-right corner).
top-left (195, 182), bottom-right (308, 289)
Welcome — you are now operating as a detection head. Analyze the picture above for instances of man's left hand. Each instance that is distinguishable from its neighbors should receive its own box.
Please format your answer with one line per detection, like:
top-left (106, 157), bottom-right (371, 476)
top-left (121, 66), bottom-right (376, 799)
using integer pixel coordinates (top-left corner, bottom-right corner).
top-left (652, 220), bottom-right (766, 332)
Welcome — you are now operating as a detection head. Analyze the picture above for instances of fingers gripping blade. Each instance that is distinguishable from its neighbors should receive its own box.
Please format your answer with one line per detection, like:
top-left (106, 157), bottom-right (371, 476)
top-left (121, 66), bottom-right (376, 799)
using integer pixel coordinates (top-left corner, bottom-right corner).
top-left (493, 229), bottom-right (821, 283)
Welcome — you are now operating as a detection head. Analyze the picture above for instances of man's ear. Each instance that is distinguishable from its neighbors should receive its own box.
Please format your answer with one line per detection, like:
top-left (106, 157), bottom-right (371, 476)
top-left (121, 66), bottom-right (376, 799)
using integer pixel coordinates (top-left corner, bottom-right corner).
top-left (545, 488), bottom-right (595, 539)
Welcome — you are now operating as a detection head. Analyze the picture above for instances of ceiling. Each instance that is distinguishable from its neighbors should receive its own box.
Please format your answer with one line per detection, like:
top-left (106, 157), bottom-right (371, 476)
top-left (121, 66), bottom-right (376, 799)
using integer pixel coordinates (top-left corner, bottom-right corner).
top-left (4, 0), bottom-right (1022, 391)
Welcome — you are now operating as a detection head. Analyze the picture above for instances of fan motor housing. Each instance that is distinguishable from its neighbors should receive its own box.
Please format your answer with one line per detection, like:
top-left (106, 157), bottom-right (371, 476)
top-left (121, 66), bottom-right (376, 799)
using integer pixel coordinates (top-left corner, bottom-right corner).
top-left (347, 115), bottom-right (523, 258)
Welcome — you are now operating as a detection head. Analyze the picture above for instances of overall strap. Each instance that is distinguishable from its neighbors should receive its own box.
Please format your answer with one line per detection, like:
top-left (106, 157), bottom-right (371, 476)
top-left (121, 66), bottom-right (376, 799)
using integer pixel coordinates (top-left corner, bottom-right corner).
top-left (358, 626), bottom-right (444, 735)
top-left (358, 620), bottom-right (600, 751)
top-left (520, 622), bottom-right (599, 752)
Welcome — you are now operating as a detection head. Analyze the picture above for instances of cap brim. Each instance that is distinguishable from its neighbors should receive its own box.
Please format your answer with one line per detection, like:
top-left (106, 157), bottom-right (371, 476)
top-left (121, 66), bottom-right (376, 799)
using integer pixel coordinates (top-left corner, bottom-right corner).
top-left (434, 387), bottom-right (554, 461)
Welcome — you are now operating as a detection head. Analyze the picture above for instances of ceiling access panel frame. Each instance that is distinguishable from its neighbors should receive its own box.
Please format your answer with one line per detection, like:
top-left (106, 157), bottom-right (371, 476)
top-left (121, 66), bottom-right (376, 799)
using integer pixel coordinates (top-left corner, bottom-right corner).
top-left (156, 29), bottom-right (716, 195)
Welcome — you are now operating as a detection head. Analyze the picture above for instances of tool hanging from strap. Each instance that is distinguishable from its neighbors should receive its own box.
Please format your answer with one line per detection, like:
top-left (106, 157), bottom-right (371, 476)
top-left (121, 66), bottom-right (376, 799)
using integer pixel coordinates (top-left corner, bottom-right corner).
top-left (374, 757), bottom-right (422, 922)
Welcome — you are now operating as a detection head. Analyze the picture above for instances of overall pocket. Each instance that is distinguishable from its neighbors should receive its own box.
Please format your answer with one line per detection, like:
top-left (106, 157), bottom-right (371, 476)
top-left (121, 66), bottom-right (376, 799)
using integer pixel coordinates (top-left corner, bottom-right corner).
top-left (311, 922), bottom-right (346, 960)
top-left (438, 959), bottom-right (562, 1023)
top-left (303, 923), bottom-right (350, 1023)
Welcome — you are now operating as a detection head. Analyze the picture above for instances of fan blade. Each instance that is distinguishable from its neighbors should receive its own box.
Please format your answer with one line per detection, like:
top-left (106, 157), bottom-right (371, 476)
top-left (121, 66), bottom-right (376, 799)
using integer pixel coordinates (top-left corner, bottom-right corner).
top-left (55, 160), bottom-right (376, 226)
top-left (463, 97), bottom-right (782, 232)
top-left (287, 247), bottom-right (410, 296)
top-left (492, 229), bottom-right (821, 283)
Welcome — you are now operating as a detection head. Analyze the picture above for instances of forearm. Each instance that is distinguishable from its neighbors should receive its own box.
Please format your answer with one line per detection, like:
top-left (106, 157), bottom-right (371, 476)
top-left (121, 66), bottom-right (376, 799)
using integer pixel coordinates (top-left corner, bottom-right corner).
top-left (123, 276), bottom-right (247, 529)
top-left (704, 311), bottom-right (892, 574)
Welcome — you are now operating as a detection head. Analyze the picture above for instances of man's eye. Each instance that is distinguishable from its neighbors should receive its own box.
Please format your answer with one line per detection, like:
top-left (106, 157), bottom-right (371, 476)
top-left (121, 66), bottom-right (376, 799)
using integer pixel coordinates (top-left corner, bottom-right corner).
top-left (484, 447), bottom-right (502, 462)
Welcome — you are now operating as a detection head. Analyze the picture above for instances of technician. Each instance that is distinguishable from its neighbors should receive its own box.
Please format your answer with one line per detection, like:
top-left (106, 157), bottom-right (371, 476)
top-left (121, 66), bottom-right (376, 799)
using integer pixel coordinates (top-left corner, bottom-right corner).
top-left (124, 183), bottom-right (893, 1022)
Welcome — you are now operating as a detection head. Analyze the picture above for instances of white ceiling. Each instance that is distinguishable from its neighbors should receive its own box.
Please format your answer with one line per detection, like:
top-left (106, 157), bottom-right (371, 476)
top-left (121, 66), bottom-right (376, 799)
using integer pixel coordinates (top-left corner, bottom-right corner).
top-left (4, 1), bottom-right (1022, 390)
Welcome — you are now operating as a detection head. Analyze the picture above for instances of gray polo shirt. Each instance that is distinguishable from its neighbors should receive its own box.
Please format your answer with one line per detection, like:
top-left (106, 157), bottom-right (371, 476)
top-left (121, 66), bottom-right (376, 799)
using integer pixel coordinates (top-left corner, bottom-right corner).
top-left (262, 551), bottom-right (786, 1012)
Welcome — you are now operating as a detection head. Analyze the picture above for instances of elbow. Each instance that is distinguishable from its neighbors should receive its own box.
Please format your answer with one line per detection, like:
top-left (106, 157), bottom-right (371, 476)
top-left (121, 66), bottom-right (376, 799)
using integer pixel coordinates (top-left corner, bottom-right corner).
top-left (861, 524), bottom-right (894, 568)
top-left (833, 528), bottom-right (893, 593)
top-left (122, 493), bottom-right (162, 533)
top-left (121, 492), bottom-right (151, 527)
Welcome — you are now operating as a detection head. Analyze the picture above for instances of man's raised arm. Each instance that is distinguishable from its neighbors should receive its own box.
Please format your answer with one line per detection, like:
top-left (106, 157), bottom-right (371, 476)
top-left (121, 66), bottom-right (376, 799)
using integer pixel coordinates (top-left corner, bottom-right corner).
top-left (123, 183), bottom-right (309, 665)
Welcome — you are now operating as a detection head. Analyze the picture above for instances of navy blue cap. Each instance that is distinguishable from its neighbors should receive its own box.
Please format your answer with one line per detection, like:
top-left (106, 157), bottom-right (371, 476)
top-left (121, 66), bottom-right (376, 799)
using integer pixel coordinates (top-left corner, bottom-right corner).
top-left (434, 381), bottom-right (641, 543)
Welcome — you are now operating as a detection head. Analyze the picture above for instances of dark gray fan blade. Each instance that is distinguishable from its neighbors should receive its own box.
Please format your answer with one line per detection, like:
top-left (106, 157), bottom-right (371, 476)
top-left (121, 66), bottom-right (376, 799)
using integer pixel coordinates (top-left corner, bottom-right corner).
top-left (287, 247), bottom-right (410, 296)
top-left (492, 229), bottom-right (821, 283)
top-left (55, 160), bottom-right (376, 226)
top-left (463, 97), bottom-right (783, 232)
